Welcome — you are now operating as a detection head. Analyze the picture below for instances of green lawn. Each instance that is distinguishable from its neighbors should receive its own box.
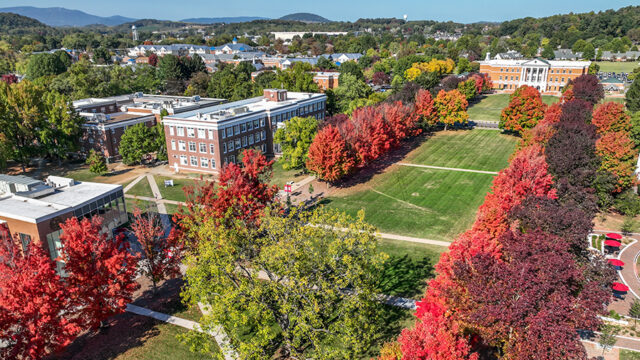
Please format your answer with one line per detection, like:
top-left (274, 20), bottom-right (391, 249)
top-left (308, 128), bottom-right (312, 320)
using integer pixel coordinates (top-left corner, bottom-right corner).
top-left (155, 176), bottom-right (196, 203)
top-left (403, 130), bottom-right (517, 172)
top-left (467, 94), bottom-right (559, 122)
top-left (324, 130), bottom-right (516, 241)
top-left (621, 349), bottom-right (640, 360)
top-left (595, 61), bottom-right (640, 73)
top-left (270, 158), bottom-right (307, 188)
top-left (604, 96), bottom-right (626, 104)
top-left (125, 178), bottom-right (154, 198)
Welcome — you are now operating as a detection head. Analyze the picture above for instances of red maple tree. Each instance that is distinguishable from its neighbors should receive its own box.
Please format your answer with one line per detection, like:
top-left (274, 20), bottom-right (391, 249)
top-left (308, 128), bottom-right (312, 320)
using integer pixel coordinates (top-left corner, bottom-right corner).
top-left (499, 85), bottom-right (547, 135)
top-left (59, 216), bottom-right (140, 330)
top-left (415, 89), bottom-right (437, 126)
top-left (592, 101), bottom-right (632, 135)
top-left (131, 207), bottom-right (183, 292)
top-left (0, 225), bottom-right (80, 359)
top-left (306, 125), bottom-right (356, 182)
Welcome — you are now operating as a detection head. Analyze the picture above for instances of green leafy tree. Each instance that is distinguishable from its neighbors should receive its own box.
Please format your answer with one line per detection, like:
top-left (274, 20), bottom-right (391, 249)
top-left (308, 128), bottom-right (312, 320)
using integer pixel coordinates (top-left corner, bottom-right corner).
top-left (39, 91), bottom-right (84, 163)
top-left (339, 61), bottom-right (364, 81)
top-left (118, 123), bottom-right (156, 165)
top-left (274, 116), bottom-right (318, 171)
top-left (541, 45), bottom-right (555, 59)
top-left (26, 53), bottom-right (66, 79)
top-left (629, 299), bottom-right (640, 329)
top-left (93, 47), bottom-right (111, 64)
top-left (598, 324), bottom-right (619, 356)
top-left (181, 207), bottom-right (386, 359)
top-left (153, 116), bottom-right (167, 161)
top-left (271, 62), bottom-right (319, 93)
top-left (582, 43), bottom-right (595, 60)
top-left (457, 78), bottom-right (478, 100)
top-left (588, 63), bottom-right (600, 75)
top-left (627, 78), bottom-right (640, 112)
top-left (334, 73), bottom-right (372, 112)
top-left (86, 149), bottom-right (108, 175)
top-left (0, 80), bottom-right (47, 172)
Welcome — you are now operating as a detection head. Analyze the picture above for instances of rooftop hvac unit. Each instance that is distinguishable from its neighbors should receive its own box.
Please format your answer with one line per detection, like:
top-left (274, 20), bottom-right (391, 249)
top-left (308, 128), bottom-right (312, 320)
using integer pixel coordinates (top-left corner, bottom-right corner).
top-left (191, 95), bottom-right (201, 102)
top-left (134, 92), bottom-right (143, 98)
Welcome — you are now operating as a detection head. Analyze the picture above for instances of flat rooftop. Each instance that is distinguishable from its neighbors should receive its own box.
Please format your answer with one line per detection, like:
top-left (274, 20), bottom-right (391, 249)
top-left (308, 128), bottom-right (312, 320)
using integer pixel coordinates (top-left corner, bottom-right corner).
top-left (165, 91), bottom-right (326, 123)
top-left (0, 179), bottom-right (122, 223)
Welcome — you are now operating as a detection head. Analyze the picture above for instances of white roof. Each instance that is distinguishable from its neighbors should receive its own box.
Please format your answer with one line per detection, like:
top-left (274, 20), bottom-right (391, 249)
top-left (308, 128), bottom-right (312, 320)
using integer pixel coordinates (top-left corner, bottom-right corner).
top-left (479, 58), bottom-right (590, 68)
top-left (0, 181), bottom-right (122, 223)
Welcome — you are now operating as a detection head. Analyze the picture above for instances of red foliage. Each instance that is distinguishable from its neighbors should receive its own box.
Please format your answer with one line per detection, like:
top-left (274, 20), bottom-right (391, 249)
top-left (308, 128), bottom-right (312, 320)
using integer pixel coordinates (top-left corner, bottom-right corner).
top-left (415, 89), bottom-right (436, 126)
top-left (351, 106), bottom-right (392, 163)
top-left (148, 53), bottom-right (158, 67)
top-left (571, 74), bottom-right (604, 105)
top-left (0, 228), bottom-right (80, 359)
top-left (131, 208), bottom-right (183, 291)
top-left (592, 101), bottom-right (632, 134)
top-left (306, 125), bottom-right (356, 182)
top-left (1, 74), bottom-right (18, 85)
top-left (372, 71), bottom-right (390, 86)
top-left (473, 144), bottom-right (557, 237)
top-left (59, 216), bottom-right (139, 330)
top-left (379, 101), bottom-right (421, 146)
top-left (499, 85), bottom-right (547, 135)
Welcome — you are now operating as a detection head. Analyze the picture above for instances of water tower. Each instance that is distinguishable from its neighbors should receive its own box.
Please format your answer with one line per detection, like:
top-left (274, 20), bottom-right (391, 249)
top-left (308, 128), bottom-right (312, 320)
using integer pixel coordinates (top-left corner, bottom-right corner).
top-left (403, 14), bottom-right (408, 22)
top-left (132, 25), bottom-right (139, 41)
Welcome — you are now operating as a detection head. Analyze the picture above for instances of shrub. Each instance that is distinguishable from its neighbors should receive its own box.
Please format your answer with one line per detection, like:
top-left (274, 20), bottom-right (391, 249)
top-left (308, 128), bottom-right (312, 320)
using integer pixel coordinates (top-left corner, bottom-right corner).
top-left (614, 190), bottom-right (640, 216)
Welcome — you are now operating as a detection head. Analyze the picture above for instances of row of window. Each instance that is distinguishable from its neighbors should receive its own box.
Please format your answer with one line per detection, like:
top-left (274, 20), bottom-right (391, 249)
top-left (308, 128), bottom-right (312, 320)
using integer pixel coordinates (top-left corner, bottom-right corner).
top-left (223, 131), bottom-right (266, 153)
top-left (169, 126), bottom-right (216, 140)
top-left (172, 140), bottom-right (216, 155)
top-left (224, 144), bottom-right (266, 164)
top-left (180, 155), bottom-right (217, 169)
top-left (498, 68), bottom-right (571, 74)
top-left (497, 76), bottom-right (567, 83)
top-left (221, 119), bottom-right (265, 139)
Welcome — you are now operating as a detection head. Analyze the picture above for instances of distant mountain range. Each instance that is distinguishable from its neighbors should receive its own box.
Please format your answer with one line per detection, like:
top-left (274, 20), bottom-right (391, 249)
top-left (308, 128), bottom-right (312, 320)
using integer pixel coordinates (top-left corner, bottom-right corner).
top-left (0, 6), bottom-right (135, 27)
top-left (0, 6), bottom-right (332, 27)
top-left (279, 13), bottom-right (331, 23)
top-left (181, 16), bottom-right (268, 24)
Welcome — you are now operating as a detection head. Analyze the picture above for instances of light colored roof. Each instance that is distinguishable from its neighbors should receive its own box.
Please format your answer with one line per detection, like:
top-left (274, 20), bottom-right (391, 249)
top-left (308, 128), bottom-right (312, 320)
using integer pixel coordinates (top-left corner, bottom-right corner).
top-left (479, 58), bottom-right (590, 68)
top-left (0, 180), bottom-right (122, 223)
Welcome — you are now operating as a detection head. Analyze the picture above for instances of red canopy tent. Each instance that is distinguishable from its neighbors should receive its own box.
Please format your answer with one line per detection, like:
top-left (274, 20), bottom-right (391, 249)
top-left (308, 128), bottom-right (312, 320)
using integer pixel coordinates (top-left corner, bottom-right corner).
top-left (604, 240), bottom-right (622, 247)
top-left (606, 233), bottom-right (623, 240)
top-left (608, 259), bottom-right (625, 267)
top-left (612, 282), bottom-right (629, 292)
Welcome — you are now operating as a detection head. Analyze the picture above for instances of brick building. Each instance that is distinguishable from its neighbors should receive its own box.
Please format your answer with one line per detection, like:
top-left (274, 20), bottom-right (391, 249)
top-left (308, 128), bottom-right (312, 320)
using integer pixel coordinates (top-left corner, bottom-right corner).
top-left (0, 174), bottom-right (127, 271)
top-left (74, 93), bottom-right (224, 161)
top-left (162, 89), bottom-right (327, 174)
top-left (312, 72), bottom-right (340, 91)
top-left (479, 54), bottom-right (590, 95)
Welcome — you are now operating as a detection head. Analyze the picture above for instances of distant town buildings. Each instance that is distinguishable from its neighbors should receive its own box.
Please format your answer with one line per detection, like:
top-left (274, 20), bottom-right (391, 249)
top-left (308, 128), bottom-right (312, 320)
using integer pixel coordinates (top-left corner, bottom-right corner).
top-left (210, 37), bottom-right (255, 55)
top-left (74, 93), bottom-right (224, 161)
top-left (127, 44), bottom-right (209, 57)
top-left (162, 89), bottom-right (326, 174)
top-left (0, 174), bottom-right (127, 270)
top-left (599, 51), bottom-right (640, 61)
top-left (479, 53), bottom-right (590, 95)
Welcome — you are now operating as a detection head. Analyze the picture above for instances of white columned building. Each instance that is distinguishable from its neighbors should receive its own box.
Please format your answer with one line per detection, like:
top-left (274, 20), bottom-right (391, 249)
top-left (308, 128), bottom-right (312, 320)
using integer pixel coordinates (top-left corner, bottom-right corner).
top-left (518, 59), bottom-right (551, 93)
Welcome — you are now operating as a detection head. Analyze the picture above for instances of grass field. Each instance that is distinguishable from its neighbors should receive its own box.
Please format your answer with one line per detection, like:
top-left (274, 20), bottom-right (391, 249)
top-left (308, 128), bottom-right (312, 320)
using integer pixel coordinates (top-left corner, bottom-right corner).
top-left (155, 176), bottom-right (196, 203)
top-left (125, 178), bottom-right (154, 198)
top-left (595, 61), bottom-right (640, 73)
top-left (621, 349), bottom-right (640, 360)
top-left (324, 130), bottom-right (517, 241)
top-left (270, 158), bottom-right (307, 188)
top-left (467, 94), bottom-right (559, 122)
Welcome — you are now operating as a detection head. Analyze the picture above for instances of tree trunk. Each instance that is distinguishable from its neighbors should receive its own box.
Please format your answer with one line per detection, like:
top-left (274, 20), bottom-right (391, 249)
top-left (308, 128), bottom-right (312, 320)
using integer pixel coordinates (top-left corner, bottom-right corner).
top-left (444, 123), bottom-right (448, 131)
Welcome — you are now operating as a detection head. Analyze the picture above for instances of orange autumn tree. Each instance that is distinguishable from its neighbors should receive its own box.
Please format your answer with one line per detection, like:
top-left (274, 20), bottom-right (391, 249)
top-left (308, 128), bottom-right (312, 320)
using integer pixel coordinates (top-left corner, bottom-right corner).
top-left (306, 125), bottom-right (356, 182)
top-left (500, 85), bottom-right (547, 135)
top-left (433, 89), bottom-right (469, 130)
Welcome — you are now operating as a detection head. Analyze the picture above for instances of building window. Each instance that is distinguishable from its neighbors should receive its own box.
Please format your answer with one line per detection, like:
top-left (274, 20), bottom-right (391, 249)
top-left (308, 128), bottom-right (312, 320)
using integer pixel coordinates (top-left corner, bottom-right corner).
top-left (221, 128), bottom-right (226, 139)
top-left (228, 141), bottom-right (234, 151)
top-left (249, 134), bottom-right (254, 145)
top-left (200, 157), bottom-right (209, 168)
top-left (169, 126), bottom-right (175, 136)
top-left (240, 123), bottom-right (246, 132)
top-left (241, 136), bottom-right (247, 147)
top-left (177, 126), bottom-right (185, 136)
top-left (187, 127), bottom-right (195, 137)
top-left (260, 118), bottom-right (265, 127)
top-left (19, 233), bottom-right (31, 252)
top-left (211, 158), bottom-right (216, 169)
top-left (227, 128), bottom-right (233, 137)
top-left (197, 128), bottom-right (206, 138)
top-left (188, 141), bottom-right (196, 152)
top-left (171, 140), bottom-right (176, 150)
top-left (210, 144), bottom-right (215, 154)
top-left (234, 125), bottom-right (240, 135)
top-left (223, 142), bottom-right (227, 153)
top-left (178, 140), bottom-right (186, 151)
top-left (208, 129), bottom-right (214, 140)
top-left (261, 144), bottom-right (266, 153)
top-left (235, 139), bottom-right (241, 149)
top-left (190, 156), bottom-right (198, 166)
top-left (199, 143), bottom-right (207, 153)
top-left (499, 76), bottom-right (502, 80)
top-left (180, 155), bottom-right (188, 165)
top-left (229, 155), bottom-right (235, 163)
top-left (247, 121), bottom-right (253, 131)
top-left (254, 120), bottom-right (259, 128)
top-left (261, 130), bottom-right (266, 141)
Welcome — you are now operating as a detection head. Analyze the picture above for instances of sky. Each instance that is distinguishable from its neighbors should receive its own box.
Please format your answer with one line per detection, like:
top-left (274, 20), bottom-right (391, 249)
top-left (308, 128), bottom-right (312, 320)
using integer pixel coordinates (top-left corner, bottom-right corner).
top-left (1, 0), bottom-right (638, 23)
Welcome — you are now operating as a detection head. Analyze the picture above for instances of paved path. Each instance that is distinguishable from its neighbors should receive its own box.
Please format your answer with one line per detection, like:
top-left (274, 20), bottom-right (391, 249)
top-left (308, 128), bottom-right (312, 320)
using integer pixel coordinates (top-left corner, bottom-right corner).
top-left (126, 304), bottom-right (237, 360)
top-left (396, 163), bottom-right (499, 175)
top-left (122, 175), bottom-right (146, 193)
top-left (146, 174), bottom-right (171, 233)
top-left (377, 231), bottom-right (450, 247)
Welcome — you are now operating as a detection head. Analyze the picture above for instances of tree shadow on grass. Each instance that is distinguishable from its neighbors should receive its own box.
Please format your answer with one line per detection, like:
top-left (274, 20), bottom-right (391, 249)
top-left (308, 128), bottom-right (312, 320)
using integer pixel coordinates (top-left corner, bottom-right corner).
top-left (378, 254), bottom-right (435, 299)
